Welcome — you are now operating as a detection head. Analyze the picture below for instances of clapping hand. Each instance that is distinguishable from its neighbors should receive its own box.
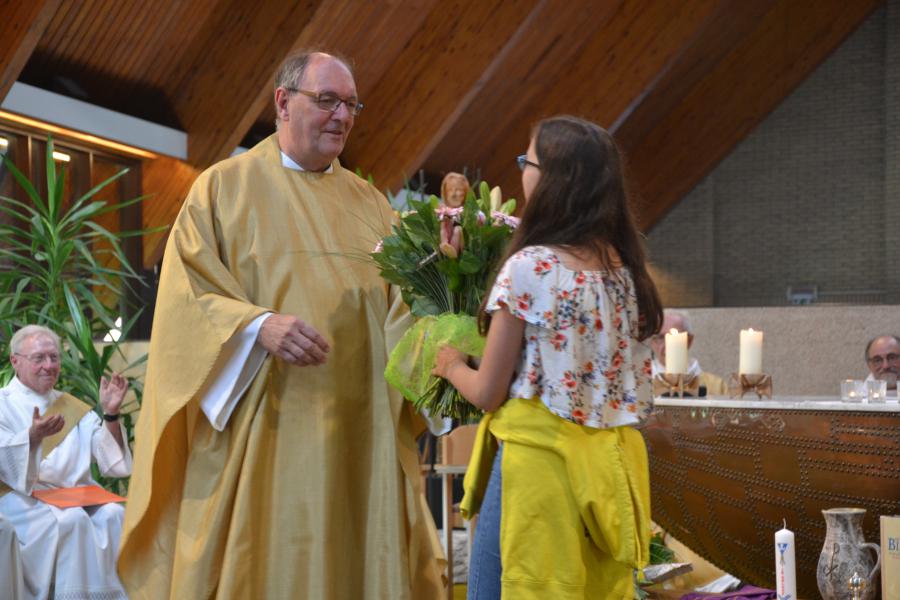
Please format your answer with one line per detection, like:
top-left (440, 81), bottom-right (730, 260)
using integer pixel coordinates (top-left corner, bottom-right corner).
top-left (29, 407), bottom-right (64, 447)
top-left (99, 373), bottom-right (128, 416)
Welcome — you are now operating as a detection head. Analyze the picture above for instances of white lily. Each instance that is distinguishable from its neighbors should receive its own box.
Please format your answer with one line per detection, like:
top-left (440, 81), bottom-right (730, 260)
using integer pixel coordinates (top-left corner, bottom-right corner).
top-left (489, 186), bottom-right (503, 213)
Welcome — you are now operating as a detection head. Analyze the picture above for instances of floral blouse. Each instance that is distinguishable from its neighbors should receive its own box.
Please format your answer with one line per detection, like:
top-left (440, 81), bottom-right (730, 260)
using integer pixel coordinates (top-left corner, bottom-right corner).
top-left (486, 245), bottom-right (653, 428)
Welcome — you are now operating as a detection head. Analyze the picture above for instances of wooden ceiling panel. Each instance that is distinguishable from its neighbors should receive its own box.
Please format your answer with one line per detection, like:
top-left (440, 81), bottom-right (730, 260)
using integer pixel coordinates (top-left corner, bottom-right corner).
top-left (343, 0), bottom-right (540, 191)
top-left (611, 0), bottom-right (777, 151)
top-left (21, 0), bottom-right (222, 125)
top-left (0, 0), bottom-right (61, 99)
top-left (460, 0), bottom-right (727, 202)
top-left (41, 3), bottom-right (84, 57)
top-left (2, 1), bottom-right (882, 259)
top-left (87, 3), bottom-right (142, 77)
top-left (254, 0), bottom-right (442, 142)
top-left (421, 0), bottom-right (623, 182)
top-left (136, 3), bottom-right (216, 91)
top-left (625, 0), bottom-right (882, 230)
top-left (170, 0), bottom-right (325, 167)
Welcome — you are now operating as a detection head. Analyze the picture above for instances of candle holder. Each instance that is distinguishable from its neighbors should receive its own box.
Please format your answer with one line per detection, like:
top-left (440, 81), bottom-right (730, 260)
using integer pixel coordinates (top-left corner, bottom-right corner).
top-left (848, 571), bottom-right (865, 600)
top-left (727, 373), bottom-right (773, 399)
top-left (653, 373), bottom-right (699, 398)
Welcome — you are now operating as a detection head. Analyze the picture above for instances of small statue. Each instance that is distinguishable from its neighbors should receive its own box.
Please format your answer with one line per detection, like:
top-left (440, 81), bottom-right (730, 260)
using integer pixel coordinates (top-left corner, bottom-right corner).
top-left (440, 172), bottom-right (469, 209)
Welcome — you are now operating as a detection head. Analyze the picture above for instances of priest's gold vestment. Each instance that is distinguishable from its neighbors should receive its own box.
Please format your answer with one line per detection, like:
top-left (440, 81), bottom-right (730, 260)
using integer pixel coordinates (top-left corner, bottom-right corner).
top-left (118, 135), bottom-right (444, 599)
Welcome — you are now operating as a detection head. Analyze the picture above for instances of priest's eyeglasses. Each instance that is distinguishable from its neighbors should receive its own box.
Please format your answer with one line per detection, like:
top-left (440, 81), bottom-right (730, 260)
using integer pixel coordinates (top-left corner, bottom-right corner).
top-left (867, 353), bottom-right (900, 367)
top-left (15, 352), bottom-right (61, 365)
top-left (517, 154), bottom-right (540, 171)
top-left (287, 88), bottom-right (364, 116)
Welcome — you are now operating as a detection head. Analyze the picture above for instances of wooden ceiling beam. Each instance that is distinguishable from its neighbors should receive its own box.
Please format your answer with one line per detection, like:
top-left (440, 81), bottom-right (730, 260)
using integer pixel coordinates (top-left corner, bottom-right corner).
top-left (610, 0), bottom-right (777, 150)
top-left (460, 0), bottom-right (728, 203)
top-left (341, 0), bottom-right (543, 192)
top-left (422, 0), bottom-right (623, 184)
top-left (625, 0), bottom-right (882, 231)
top-left (0, 0), bottom-right (62, 100)
top-left (170, 0), bottom-right (325, 169)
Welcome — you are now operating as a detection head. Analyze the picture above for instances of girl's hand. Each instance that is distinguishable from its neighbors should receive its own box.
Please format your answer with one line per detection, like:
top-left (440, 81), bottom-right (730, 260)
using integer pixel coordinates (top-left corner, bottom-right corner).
top-left (432, 345), bottom-right (467, 379)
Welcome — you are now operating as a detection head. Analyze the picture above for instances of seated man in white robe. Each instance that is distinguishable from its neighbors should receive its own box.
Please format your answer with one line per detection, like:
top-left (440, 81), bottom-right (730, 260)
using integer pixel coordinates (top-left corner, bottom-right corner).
top-left (0, 324), bottom-right (131, 600)
top-left (0, 514), bottom-right (26, 600)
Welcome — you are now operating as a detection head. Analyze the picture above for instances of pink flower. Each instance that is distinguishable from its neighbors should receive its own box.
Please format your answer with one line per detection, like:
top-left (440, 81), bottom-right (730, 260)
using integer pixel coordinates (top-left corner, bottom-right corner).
top-left (435, 206), bottom-right (464, 222)
top-left (372, 240), bottom-right (383, 253)
top-left (491, 211), bottom-right (520, 228)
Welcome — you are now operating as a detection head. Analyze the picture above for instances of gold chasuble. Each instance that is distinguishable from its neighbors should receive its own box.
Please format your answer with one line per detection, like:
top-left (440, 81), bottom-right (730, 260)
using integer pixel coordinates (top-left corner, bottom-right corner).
top-left (118, 135), bottom-right (445, 599)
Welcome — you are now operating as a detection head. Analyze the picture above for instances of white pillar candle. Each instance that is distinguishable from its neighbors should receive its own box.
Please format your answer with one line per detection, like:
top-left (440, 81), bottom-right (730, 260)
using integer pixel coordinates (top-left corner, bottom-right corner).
top-left (664, 329), bottom-right (688, 374)
top-left (739, 328), bottom-right (763, 375)
top-left (775, 521), bottom-right (797, 600)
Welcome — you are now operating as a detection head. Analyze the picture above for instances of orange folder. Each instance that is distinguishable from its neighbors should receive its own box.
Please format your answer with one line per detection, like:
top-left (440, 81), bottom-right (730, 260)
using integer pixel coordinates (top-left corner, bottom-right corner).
top-left (32, 485), bottom-right (126, 508)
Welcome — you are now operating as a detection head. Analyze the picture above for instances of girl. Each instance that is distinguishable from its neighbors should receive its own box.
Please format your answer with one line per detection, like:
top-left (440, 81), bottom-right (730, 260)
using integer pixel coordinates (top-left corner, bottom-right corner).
top-left (433, 115), bottom-right (663, 599)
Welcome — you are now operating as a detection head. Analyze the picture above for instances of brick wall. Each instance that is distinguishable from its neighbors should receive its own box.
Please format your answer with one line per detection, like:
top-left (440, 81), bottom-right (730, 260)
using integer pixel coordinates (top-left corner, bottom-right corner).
top-left (646, 2), bottom-right (900, 308)
top-left (888, 0), bottom-right (900, 296)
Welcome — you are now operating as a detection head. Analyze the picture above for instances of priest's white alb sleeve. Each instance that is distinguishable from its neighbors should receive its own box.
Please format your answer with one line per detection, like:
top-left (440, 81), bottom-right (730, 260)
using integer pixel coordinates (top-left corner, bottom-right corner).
top-left (200, 313), bottom-right (271, 431)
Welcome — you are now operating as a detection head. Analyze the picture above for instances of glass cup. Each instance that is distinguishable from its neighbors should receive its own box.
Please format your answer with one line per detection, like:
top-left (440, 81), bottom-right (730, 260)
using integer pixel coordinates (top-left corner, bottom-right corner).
top-left (866, 379), bottom-right (887, 403)
top-left (840, 379), bottom-right (865, 402)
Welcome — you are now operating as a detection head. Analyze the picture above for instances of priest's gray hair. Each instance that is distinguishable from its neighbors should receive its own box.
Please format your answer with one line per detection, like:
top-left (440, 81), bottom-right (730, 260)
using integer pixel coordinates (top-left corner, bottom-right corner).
top-left (10, 325), bottom-right (61, 356)
top-left (865, 334), bottom-right (900, 361)
top-left (273, 50), bottom-right (355, 127)
top-left (664, 309), bottom-right (693, 335)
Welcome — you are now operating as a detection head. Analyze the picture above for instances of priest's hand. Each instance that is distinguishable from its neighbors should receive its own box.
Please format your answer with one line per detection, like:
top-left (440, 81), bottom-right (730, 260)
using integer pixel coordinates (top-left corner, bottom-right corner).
top-left (29, 407), bottom-right (64, 448)
top-left (258, 313), bottom-right (331, 366)
top-left (99, 373), bottom-right (128, 416)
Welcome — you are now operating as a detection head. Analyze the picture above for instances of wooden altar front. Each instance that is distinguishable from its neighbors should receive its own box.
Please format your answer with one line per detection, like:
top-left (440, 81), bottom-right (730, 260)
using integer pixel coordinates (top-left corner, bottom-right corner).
top-left (642, 397), bottom-right (899, 599)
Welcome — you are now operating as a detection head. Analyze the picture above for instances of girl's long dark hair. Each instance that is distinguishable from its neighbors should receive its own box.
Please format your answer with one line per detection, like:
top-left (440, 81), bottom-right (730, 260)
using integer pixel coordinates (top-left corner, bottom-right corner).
top-left (479, 115), bottom-right (662, 339)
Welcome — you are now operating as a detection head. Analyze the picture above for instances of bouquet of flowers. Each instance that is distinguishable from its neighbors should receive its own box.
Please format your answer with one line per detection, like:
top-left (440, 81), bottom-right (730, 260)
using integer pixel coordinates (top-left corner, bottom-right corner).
top-left (373, 181), bottom-right (518, 421)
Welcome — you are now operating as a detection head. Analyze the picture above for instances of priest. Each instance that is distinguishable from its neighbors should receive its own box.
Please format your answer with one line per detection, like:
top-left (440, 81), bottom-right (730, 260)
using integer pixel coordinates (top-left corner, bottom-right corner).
top-left (118, 51), bottom-right (444, 599)
top-left (0, 324), bottom-right (131, 599)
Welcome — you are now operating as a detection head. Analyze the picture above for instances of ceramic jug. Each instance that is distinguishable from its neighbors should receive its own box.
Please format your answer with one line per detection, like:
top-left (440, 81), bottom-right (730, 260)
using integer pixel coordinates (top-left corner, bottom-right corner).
top-left (816, 508), bottom-right (881, 600)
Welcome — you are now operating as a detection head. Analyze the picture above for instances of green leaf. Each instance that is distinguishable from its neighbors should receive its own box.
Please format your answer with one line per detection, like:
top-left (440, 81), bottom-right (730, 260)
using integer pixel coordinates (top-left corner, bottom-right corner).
top-left (88, 192), bottom-right (151, 219)
top-left (410, 296), bottom-right (441, 317)
top-left (63, 284), bottom-right (88, 336)
top-left (2, 156), bottom-right (43, 209)
top-left (60, 200), bottom-right (109, 231)
top-left (52, 162), bottom-right (66, 222)
top-left (46, 139), bottom-right (58, 219)
top-left (458, 251), bottom-right (483, 274)
top-left (66, 169), bottom-right (131, 216)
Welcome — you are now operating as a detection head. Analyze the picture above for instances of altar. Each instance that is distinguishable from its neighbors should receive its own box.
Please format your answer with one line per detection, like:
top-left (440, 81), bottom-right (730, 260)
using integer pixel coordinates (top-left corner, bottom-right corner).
top-left (642, 396), bottom-right (899, 599)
